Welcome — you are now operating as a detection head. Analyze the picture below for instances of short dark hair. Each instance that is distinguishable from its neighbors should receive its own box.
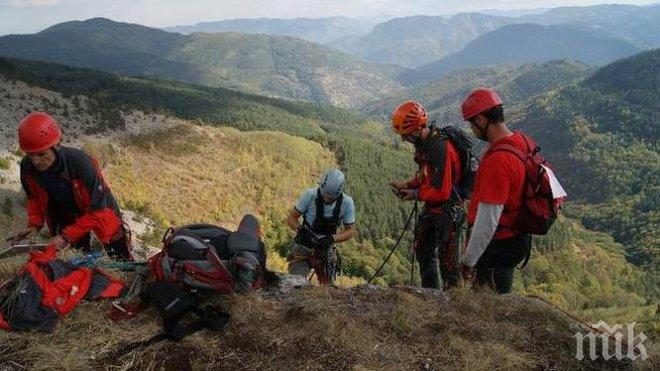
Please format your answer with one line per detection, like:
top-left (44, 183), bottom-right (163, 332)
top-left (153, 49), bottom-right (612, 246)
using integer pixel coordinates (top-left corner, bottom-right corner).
top-left (483, 105), bottom-right (504, 123)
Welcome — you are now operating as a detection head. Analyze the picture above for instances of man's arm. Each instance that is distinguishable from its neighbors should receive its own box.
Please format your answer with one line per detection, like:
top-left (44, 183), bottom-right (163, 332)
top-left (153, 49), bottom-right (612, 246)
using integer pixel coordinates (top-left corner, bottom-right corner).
top-left (286, 208), bottom-right (303, 232)
top-left (60, 154), bottom-right (121, 244)
top-left (333, 224), bottom-right (356, 243)
top-left (461, 202), bottom-right (503, 267)
top-left (20, 160), bottom-right (45, 230)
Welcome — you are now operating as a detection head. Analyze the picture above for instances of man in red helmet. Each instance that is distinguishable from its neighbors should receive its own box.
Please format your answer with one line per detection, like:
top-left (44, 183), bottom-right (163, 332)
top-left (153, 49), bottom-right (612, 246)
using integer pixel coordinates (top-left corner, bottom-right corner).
top-left (458, 88), bottom-right (532, 294)
top-left (389, 101), bottom-right (474, 289)
top-left (14, 112), bottom-right (133, 261)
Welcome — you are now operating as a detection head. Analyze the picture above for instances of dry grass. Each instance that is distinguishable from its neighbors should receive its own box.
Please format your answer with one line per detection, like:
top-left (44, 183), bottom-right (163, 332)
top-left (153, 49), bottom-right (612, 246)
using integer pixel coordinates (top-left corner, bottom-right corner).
top-left (1, 252), bottom-right (653, 371)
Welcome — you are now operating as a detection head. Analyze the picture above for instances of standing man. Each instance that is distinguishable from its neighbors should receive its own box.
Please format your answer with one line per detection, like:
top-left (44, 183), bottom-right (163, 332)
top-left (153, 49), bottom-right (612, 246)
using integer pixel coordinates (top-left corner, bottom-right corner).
top-left (286, 169), bottom-right (356, 285)
top-left (390, 101), bottom-right (474, 289)
top-left (459, 88), bottom-right (533, 294)
top-left (14, 112), bottom-right (133, 261)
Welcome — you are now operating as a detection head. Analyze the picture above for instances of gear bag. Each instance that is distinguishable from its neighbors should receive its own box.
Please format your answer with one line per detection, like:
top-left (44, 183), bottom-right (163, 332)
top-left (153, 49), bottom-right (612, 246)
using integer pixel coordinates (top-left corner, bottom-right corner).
top-left (149, 214), bottom-right (267, 294)
top-left (489, 132), bottom-right (567, 235)
top-left (426, 126), bottom-right (478, 199)
top-left (141, 281), bottom-right (230, 340)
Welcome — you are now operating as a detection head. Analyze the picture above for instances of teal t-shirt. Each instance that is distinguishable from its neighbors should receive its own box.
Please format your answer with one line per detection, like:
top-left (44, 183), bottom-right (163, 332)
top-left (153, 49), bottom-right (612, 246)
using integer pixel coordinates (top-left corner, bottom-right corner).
top-left (294, 188), bottom-right (356, 226)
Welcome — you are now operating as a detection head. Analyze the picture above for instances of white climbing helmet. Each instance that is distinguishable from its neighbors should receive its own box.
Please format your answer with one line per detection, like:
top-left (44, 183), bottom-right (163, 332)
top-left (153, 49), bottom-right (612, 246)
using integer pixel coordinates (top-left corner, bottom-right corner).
top-left (318, 169), bottom-right (346, 199)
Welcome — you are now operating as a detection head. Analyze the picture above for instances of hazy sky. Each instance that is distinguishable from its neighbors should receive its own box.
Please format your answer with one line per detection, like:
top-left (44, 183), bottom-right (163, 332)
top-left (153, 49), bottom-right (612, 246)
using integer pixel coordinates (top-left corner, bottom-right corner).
top-left (0, 0), bottom-right (657, 36)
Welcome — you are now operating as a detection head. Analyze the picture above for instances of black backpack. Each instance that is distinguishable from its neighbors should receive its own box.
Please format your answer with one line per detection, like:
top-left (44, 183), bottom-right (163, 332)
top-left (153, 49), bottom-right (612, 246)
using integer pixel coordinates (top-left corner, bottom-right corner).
top-left (426, 125), bottom-right (478, 200)
top-left (150, 214), bottom-right (268, 294)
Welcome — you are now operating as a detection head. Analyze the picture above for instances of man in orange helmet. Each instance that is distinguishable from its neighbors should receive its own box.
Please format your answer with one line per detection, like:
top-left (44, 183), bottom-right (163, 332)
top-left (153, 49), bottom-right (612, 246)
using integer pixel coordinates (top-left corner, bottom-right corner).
top-left (389, 101), bottom-right (476, 289)
top-left (458, 88), bottom-right (533, 294)
top-left (14, 112), bottom-right (133, 261)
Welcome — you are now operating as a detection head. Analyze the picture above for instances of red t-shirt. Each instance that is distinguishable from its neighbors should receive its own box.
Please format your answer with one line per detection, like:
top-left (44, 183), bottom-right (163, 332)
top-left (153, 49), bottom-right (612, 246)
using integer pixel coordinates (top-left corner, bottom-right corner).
top-left (468, 132), bottom-right (527, 240)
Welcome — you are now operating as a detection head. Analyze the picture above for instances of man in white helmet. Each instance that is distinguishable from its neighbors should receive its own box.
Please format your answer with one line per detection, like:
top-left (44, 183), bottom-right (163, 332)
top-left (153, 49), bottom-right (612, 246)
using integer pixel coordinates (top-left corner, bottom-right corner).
top-left (286, 169), bottom-right (357, 285)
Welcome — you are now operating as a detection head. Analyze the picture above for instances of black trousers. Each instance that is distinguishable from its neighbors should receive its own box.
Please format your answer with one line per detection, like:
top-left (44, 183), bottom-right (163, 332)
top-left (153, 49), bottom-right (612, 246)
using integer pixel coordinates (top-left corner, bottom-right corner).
top-left (474, 233), bottom-right (531, 294)
top-left (415, 212), bottom-right (460, 289)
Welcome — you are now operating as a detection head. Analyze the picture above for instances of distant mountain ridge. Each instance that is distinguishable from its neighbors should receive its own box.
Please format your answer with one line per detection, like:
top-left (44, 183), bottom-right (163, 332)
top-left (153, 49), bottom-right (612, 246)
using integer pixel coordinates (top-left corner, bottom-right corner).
top-left (0, 18), bottom-right (404, 107)
top-left (329, 4), bottom-right (659, 68)
top-left (410, 23), bottom-right (640, 82)
top-left (330, 13), bottom-right (514, 68)
top-left (164, 17), bottom-right (376, 44)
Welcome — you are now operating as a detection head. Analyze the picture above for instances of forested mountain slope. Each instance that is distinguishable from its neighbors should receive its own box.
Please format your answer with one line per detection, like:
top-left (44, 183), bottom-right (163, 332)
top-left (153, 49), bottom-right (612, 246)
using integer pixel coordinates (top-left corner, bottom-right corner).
top-left (370, 60), bottom-right (591, 123)
top-left (510, 49), bottom-right (659, 272)
top-left (165, 17), bottom-right (375, 44)
top-left (0, 18), bottom-right (404, 107)
top-left (330, 13), bottom-right (513, 68)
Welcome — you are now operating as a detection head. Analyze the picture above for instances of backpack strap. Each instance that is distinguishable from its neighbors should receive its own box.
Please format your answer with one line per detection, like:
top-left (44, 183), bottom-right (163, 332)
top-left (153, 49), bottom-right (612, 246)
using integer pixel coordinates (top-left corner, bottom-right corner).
top-left (487, 132), bottom-right (536, 162)
top-left (489, 143), bottom-right (527, 162)
top-left (315, 188), bottom-right (325, 225)
top-left (315, 188), bottom-right (343, 225)
top-left (426, 131), bottom-right (448, 189)
top-left (331, 193), bottom-right (344, 225)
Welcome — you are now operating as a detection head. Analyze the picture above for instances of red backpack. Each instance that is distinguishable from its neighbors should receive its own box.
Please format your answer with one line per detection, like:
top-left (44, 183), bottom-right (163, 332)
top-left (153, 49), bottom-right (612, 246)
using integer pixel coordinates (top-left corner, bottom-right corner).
top-left (490, 132), bottom-right (567, 235)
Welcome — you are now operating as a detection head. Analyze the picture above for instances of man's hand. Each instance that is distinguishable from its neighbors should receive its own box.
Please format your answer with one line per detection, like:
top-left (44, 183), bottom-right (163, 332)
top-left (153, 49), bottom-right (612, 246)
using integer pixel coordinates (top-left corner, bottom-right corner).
top-left (317, 235), bottom-right (334, 249)
top-left (460, 264), bottom-right (474, 282)
top-left (13, 227), bottom-right (39, 244)
top-left (399, 189), bottom-right (417, 201)
top-left (49, 235), bottom-right (68, 250)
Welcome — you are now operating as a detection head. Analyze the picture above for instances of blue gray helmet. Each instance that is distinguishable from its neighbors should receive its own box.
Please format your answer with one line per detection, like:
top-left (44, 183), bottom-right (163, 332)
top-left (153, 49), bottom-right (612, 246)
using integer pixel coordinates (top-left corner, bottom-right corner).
top-left (318, 169), bottom-right (346, 199)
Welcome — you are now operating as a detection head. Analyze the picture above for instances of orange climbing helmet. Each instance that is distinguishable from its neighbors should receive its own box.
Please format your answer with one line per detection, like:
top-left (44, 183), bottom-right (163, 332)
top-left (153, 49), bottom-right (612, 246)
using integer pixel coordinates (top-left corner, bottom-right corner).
top-left (391, 101), bottom-right (428, 136)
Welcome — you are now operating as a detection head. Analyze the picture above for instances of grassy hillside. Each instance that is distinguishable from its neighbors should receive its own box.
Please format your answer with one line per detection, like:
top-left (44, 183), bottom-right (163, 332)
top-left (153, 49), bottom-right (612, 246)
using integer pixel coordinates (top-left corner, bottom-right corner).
top-left (0, 56), bottom-right (417, 283)
top-left (83, 123), bottom-right (336, 272)
top-left (516, 217), bottom-right (657, 335)
top-left (0, 55), bottom-right (655, 327)
top-left (0, 18), bottom-right (404, 107)
top-left (413, 23), bottom-right (640, 80)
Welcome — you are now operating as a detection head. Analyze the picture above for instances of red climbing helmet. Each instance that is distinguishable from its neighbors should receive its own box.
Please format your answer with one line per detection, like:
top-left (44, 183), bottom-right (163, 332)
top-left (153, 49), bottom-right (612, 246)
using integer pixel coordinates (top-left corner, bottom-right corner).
top-left (461, 88), bottom-right (503, 120)
top-left (18, 112), bottom-right (62, 153)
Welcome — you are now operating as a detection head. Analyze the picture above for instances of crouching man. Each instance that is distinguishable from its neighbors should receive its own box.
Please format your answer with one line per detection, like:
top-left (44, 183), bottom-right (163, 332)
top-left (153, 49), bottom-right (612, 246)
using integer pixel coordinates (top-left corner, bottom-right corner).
top-left (15, 112), bottom-right (133, 261)
top-left (286, 169), bottom-right (357, 285)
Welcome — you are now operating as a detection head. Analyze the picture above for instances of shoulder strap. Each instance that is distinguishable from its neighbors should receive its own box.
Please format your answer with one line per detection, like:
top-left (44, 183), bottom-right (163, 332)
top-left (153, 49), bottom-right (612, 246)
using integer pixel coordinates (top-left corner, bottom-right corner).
top-left (426, 131), bottom-right (448, 188)
top-left (315, 188), bottom-right (325, 223)
top-left (331, 193), bottom-right (343, 224)
top-left (314, 188), bottom-right (343, 225)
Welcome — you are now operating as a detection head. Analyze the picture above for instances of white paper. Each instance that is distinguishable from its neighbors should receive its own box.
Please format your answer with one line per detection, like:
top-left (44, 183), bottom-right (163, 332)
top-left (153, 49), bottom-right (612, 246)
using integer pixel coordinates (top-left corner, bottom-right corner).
top-left (542, 164), bottom-right (568, 199)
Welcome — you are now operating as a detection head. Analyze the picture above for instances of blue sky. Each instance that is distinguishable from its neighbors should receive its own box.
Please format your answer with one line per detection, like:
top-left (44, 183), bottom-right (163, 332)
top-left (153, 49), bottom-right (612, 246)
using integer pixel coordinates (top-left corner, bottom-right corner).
top-left (0, 0), bottom-right (657, 36)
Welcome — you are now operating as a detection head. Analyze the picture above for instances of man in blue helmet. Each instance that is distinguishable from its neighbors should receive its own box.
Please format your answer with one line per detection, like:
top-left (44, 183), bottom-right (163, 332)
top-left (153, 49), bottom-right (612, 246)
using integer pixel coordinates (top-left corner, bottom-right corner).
top-left (286, 169), bottom-right (357, 285)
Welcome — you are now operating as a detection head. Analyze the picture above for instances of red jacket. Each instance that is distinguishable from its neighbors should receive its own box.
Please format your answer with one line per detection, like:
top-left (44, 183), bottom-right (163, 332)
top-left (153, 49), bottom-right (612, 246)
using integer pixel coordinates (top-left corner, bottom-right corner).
top-left (0, 245), bottom-right (124, 332)
top-left (407, 131), bottom-right (463, 213)
top-left (20, 147), bottom-right (123, 244)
